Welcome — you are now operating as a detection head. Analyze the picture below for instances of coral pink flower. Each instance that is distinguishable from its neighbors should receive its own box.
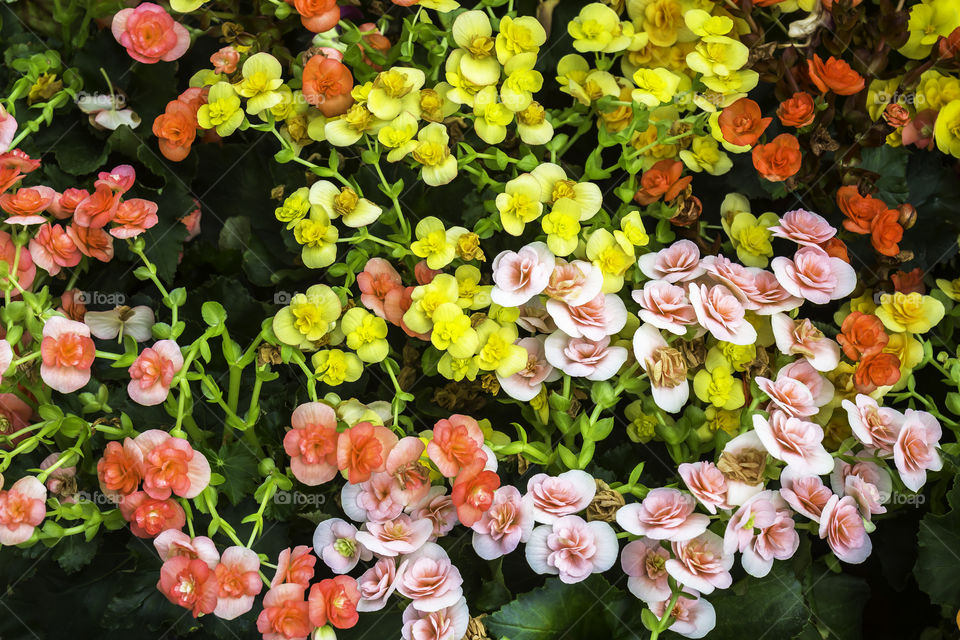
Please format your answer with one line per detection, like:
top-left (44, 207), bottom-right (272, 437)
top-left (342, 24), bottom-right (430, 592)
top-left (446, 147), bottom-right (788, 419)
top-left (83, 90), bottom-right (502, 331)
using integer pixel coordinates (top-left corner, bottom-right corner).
top-left (1, 185), bottom-right (55, 224)
top-left (621, 538), bottom-right (671, 603)
top-left (633, 281), bottom-right (697, 335)
top-left (284, 402), bottom-right (339, 486)
top-left (678, 461), bottom-right (730, 514)
top-left (0, 230), bottom-right (35, 296)
top-left (0, 476), bottom-right (46, 545)
top-left (491, 242), bottom-right (555, 307)
top-left (637, 240), bottom-right (705, 283)
top-left (28, 224), bottom-right (80, 275)
top-left (769, 209), bottom-right (836, 246)
top-left (40, 316), bottom-right (95, 393)
top-left (650, 590), bottom-right (716, 639)
top-left (755, 376), bottom-right (817, 418)
top-left (770, 313), bottom-right (840, 372)
top-left (396, 542), bottom-right (464, 612)
top-left (313, 517), bottom-right (371, 573)
top-left (153, 530), bottom-right (219, 569)
top-left (701, 255), bottom-right (760, 302)
top-left (214, 546), bottom-right (262, 620)
top-left (409, 486), bottom-right (458, 539)
top-left (546, 293), bottom-right (627, 340)
top-left (842, 394), bottom-right (903, 455)
top-left (158, 556), bottom-right (218, 617)
top-left (427, 414), bottom-right (485, 478)
top-left (752, 412), bottom-right (833, 475)
top-left (128, 340), bottom-right (183, 406)
top-left (0, 393), bottom-right (31, 449)
top-left (48, 188), bottom-right (89, 219)
top-left (73, 184), bottom-right (120, 228)
top-left (257, 583), bottom-right (311, 640)
top-left (181, 204), bottom-right (201, 240)
top-left (357, 557), bottom-right (405, 612)
top-left (544, 332), bottom-right (628, 381)
top-left (778, 359), bottom-right (834, 407)
top-left (451, 467), bottom-right (500, 527)
top-left (544, 259), bottom-right (603, 306)
top-left (357, 258), bottom-right (403, 319)
top-left (415, 260), bottom-right (442, 285)
top-left (688, 283), bottom-right (757, 345)
top-left (471, 485), bottom-right (534, 559)
top-left (819, 495), bottom-right (872, 564)
top-left (58, 288), bottom-right (87, 321)
top-left (526, 470), bottom-right (596, 524)
top-left (40, 452), bottom-right (76, 502)
top-left (112, 3), bottom-right (190, 64)
top-left (97, 439), bottom-right (143, 501)
top-left (667, 530), bottom-right (734, 593)
top-left (210, 46), bottom-right (240, 74)
top-left (271, 546), bottom-right (316, 588)
top-left (401, 598), bottom-right (470, 640)
top-left (745, 269), bottom-right (803, 315)
top-left (308, 575), bottom-right (360, 629)
top-left (355, 514), bottom-right (433, 557)
top-left (110, 198), bottom-right (159, 238)
top-left (385, 436), bottom-right (431, 506)
top-left (893, 410), bottom-right (943, 492)
top-left (723, 491), bottom-right (798, 578)
top-left (119, 491), bottom-right (186, 538)
top-left (616, 488), bottom-right (709, 541)
top-left (337, 422), bottom-right (398, 484)
top-left (632, 323), bottom-right (689, 413)
top-left (498, 336), bottom-right (559, 402)
top-left (95, 165), bottom-right (136, 194)
top-left (526, 515), bottom-right (618, 584)
top-left (771, 246), bottom-right (857, 305)
top-left (135, 429), bottom-right (211, 500)
top-left (66, 224), bottom-right (114, 262)
top-left (779, 467), bottom-right (833, 522)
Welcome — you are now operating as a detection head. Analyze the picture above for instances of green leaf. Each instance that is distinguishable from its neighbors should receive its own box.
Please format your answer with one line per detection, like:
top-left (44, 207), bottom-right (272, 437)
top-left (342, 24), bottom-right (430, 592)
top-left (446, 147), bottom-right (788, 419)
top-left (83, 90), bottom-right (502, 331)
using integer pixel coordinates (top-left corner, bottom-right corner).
top-left (201, 301), bottom-right (227, 327)
top-left (710, 562), bottom-right (808, 638)
top-left (214, 441), bottom-right (260, 505)
top-left (915, 477), bottom-right (960, 607)
top-left (806, 569), bottom-right (870, 640)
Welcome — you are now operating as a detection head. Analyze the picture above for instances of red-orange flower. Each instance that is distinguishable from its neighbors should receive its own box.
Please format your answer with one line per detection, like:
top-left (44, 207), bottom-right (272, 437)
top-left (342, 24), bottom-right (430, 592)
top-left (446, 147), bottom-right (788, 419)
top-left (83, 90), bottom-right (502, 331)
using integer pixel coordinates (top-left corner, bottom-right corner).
top-left (838, 311), bottom-right (888, 361)
top-left (152, 100), bottom-right (197, 162)
top-left (820, 237), bottom-right (850, 263)
top-left (308, 576), bottom-right (360, 629)
top-left (869, 209), bottom-right (903, 257)
top-left (302, 55), bottom-right (355, 117)
top-left (807, 54), bottom-right (865, 96)
top-left (633, 159), bottom-right (691, 205)
top-left (290, 0), bottom-right (340, 33)
top-left (751, 134), bottom-right (802, 182)
top-left (853, 352), bottom-right (901, 393)
top-left (158, 557), bottom-right (218, 617)
top-left (451, 467), bottom-right (500, 527)
top-left (335, 421), bottom-right (398, 484)
top-left (718, 98), bottom-right (771, 146)
top-left (67, 224), bottom-right (114, 262)
top-left (891, 268), bottom-right (925, 295)
top-left (777, 92), bottom-right (816, 128)
top-left (836, 185), bottom-right (887, 234)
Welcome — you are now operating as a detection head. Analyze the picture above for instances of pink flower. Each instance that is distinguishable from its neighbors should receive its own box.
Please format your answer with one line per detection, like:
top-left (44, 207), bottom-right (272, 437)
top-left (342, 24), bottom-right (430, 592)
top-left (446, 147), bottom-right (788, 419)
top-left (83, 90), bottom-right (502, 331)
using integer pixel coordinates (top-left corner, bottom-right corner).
top-left (0, 339), bottom-right (11, 386)
top-left (0, 393), bottom-right (32, 449)
top-left (313, 517), bottom-right (372, 573)
top-left (770, 313), bottom-right (840, 371)
top-left (386, 436), bottom-right (432, 507)
top-left (544, 259), bottom-right (603, 306)
top-left (427, 414), bottom-right (485, 479)
top-left (526, 470), bottom-right (596, 524)
top-left (396, 542), bottom-right (464, 612)
top-left (778, 360), bottom-right (834, 407)
top-left (153, 530), bottom-right (219, 569)
top-left (632, 281), bottom-right (697, 335)
top-left (666, 530), bottom-right (734, 594)
top-left (744, 269), bottom-right (803, 315)
top-left (830, 456), bottom-right (892, 519)
top-left (632, 323), bottom-right (689, 413)
top-left (95, 165), bottom-right (137, 194)
top-left (284, 402), bottom-right (339, 486)
top-left (256, 583), bottom-right (311, 640)
top-left (649, 591), bottom-right (716, 639)
top-left (893, 409), bottom-right (943, 492)
top-left (779, 467), bottom-right (833, 522)
top-left (357, 258), bottom-right (403, 320)
top-left (525, 515), bottom-right (618, 584)
top-left (752, 411), bottom-right (833, 475)
top-left (701, 255), bottom-right (760, 308)
top-left (491, 242), bottom-right (555, 307)
top-left (72, 184), bottom-right (120, 228)
top-left (214, 546), bottom-right (262, 620)
top-left (721, 431), bottom-right (768, 505)
top-left (678, 461), bottom-right (730, 514)
top-left (28, 224), bottom-right (80, 276)
top-left (119, 491), bottom-right (185, 538)
top-left (723, 491), bottom-right (798, 578)
top-left (819, 495), bottom-right (872, 564)
top-left (771, 246), bottom-right (856, 305)
top-left (471, 485), bottom-right (534, 559)
top-left (210, 46), bottom-right (240, 74)
top-left (401, 597), bottom-right (470, 640)
top-left (0, 105), bottom-right (15, 152)
top-left (355, 514), bottom-right (434, 557)
top-left (0, 229), bottom-right (36, 296)
top-left (357, 557), bottom-right (405, 612)
top-left (48, 188), bottom-right (89, 219)
top-left (40, 452), bottom-right (77, 502)
top-left (0, 476), bottom-right (46, 545)
top-left (409, 486), bottom-right (458, 539)
top-left (158, 556), bottom-right (218, 617)
top-left (688, 283), bottom-right (757, 345)
top-left (112, 3), bottom-right (190, 64)
top-left (842, 394), bottom-right (904, 455)
top-left (769, 209), bottom-right (836, 246)
top-left (40, 316), bottom-right (95, 393)
top-left (498, 336), bottom-right (560, 402)
top-left (616, 488), bottom-right (709, 541)
top-left (110, 198), bottom-right (159, 238)
top-left (755, 376), bottom-right (817, 418)
top-left (620, 538), bottom-right (670, 603)
top-left (340, 476), bottom-right (403, 523)
top-left (128, 340), bottom-right (183, 406)
top-left (271, 546), bottom-right (316, 588)
top-left (1, 185), bottom-right (55, 224)
top-left (637, 240), bottom-right (705, 283)
top-left (544, 332), bottom-right (627, 381)
top-left (546, 292), bottom-right (627, 341)
top-left (135, 429), bottom-right (211, 500)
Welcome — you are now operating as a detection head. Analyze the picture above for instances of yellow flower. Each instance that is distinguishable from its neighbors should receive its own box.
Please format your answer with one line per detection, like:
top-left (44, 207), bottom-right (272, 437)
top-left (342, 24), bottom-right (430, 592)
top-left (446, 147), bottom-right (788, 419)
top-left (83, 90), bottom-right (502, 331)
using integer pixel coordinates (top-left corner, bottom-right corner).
top-left (934, 99), bottom-right (960, 158)
top-left (898, 0), bottom-right (960, 60)
top-left (883, 332), bottom-right (925, 391)
top-left (475, 320), bottom-right (527, 377)
top-left (497, 173), bottom-right (544, 236)
top-left (516, 102), bottom-right (555, 146)
top-left (341, 308), bottom-right (389, 363)
top-left (275, 187), bottom-right (311, 228)
top-left (325, 104), bottom-right (377, 147)
top-left (556, 55), bottom-right (620, 105)
top-left (234, 52), bottom-right (284, 114)
top-left (625, 400), bottom-right (657, 443)
top-left (866, 77), bottom-right (903, 121)
top-left (631, 67), bottom-right (682, 107)
top-left (431, 303), bottom-right (479, 358)
top-left (530, 163), bottom-right (602, 219)
top-left (500, 53), bottom-right (543, 113)
top-left (705, 406), bottom-right (741, 436)
top-left (875, 292), bottom-right (945, 333)
top-left (404, 274), bottom-right (460, 334)
top-left (496, 15), bottom-right (547, 65)
top-left (626, 0), bottom-right (694, 48)
top-left (412, 123), bottom-right (458, 186)
top-left (293, 209), bottom-right (338, 269)
top-left (367, 67), bottom-right (425, 121)
top-left (437, 353), bottom-right (480, 381)
top-left (420, 84), bottom-right (458, 122)
top-left (568, 3), bottom-right (633, 53)
top-left (411, 217), bottom-right (464, 269)
top-left (197, 82), bottom-right (244, 136)
top-left (377, 113), bottom-right (419, 162)
top-left (619, 211), bottom-right (650, 247)
top-left (418, 0), bottom-right (460, 11)
top-left (694, 360), bottom-right (744, 410)
top-left (454, 265), bottom-right (492, 310)
top-left (488, 303), bottom-right (520, 325)
top-left (917, 70), bottom-right (960, 112)
top-left (850, 290), bottom-right (878, 315)
top-left (309, 181), bottom-right (382, 228)
top-left (273, 284), bottom-right (342, 348)
top-left (445, 50), bottom-right (485, 107)
top-left (312, 349), bottom-right (363, 385)
top-left (586, 229), bottom-right (635, 293)
top-left (700, 69), bottom-right (760, 97)
top-left (679, 136), bottom-right (732, 176)
top-left (686, 36), bottom-right (749, 77)
top-left (452, 10), bottom-right (501, 86)
top-left (473, 86), bottom-right (514, 144)
top-left (728, 211), bottom-right (779, 268)
top-left (541, 198), bottom-right (582, 257)
top-left (707, 341), bottom-right (756, 373)
top-left (684, 9), bottom-right (733, 37)
top-left (936, 277), bottom-right (960, 301)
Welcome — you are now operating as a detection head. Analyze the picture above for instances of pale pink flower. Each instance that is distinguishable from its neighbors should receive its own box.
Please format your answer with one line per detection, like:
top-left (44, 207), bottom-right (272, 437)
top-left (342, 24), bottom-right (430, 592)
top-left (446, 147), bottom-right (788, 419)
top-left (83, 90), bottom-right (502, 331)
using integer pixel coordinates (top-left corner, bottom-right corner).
top-left (721, 431), bottom-right (768, 505)
top-left (355, 473), bottom-right (406, 523)
top-left (830, 456), bottom-right (892, 519)
top-left (0, 105), bottom-right (16, 152)
top-left (544, 332), bottom-right (627, 381)
top-left (819, 495), bottom-right (872, 564)
top-left (408, 486), bottom-right (458, 539)
top-left (688, 283), bottom-right (757, 345)
top-left (752, 411), bottom-right (833, 475)
top-left (498, 337), bottom-right (560, 402)
top-left (779, 467), bottom-right (833, 522)
top-left (778, 360), bottom-right (834, 407)
top-left (127, 340), bottom-right (183, 406)
top-left (893, 409), bottom-right (943, 492)
top-left (842, 394), bottom-right (903, 456)
top-left (40, 316), bottom-right (95, 393)
top-left (84, 305), bottom-right (155, 342)
top-left (0, 339), bottom-right (11, 384)
top-left (666, 530), bottom-right (733, 594)
top-left (637, 240), bottom-right (705, 283)
top-left (313, 517), bottom-right (372, 574)
top-left (400, 597), bottom-right (470, 640)
top-left (471, 486), bottom-right (534, 559)
top-left (135, 429), bottom-right (211, 500)
top-left (396, 542), bottom-right (463, 612)
top-left (632, 281), bottom-right (697, 335)
top-left (515, 297), bottom-right (556, 333)
top-left (385, 437), bottom-right (432, 507)
top-left (213, 546), bottom-right (262, 620)
top-left (491, 242), bottom-right (556, 307)
top-left (769, 209), bottom-right (836, 246)
top-left (678, 461), bottom-right (730, 514)
top-left (284, 402), bottom-right (340, 487)
top-left (0, 476), bottom-right (46, 545)
top-left (771, 246), bottom-right (857, 305)
top-left (546, 293), bottom-right (627, 341)
top-left (745, 269), bottom-right (802, 315)
top-left (616, 488), bottom-right (709, 541)
top-left (357, 557), bottom-right (405, 612)
top-left (649, 591), bottom-right (716, 639)
top-left (357, 258), bottom-right (403, 320)
top-left (544, 259), bottom-right (603, 306)
top-left (620, 538), bottom-right (670, 603)
top-left (525, 515), bottom-right (618, 584)
top-left (355, 514), bottom-right (433, 557)
top-left (770, 313), bottom-right (840, 372)
top-left (723, 491), bottom-right (798, 578)
top-left (526, 470), bottom-right (596, 524)
top-left (701, 255), bottom-right (760, 309)
top-left (755, 376), bottom-right (817, 418)
top-left (96, 165), bottom-right (137, 194)
top-left (632, 323), bottom-right (689, 413)
top-left (153, 530), bottom-right (219, 569)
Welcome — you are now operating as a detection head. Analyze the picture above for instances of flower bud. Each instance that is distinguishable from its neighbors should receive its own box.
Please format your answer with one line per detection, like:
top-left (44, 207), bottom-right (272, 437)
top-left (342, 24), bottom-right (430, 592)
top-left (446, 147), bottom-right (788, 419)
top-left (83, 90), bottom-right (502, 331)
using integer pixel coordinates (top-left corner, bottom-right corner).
top-left (897, 203), bottom-right (917, 230)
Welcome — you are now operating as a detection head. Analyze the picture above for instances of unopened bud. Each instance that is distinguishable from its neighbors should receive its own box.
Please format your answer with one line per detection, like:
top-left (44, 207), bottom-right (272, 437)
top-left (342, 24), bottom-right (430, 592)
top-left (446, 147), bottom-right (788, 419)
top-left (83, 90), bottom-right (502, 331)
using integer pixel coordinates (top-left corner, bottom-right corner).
top-left (897, 203), bottom-right (917, 230)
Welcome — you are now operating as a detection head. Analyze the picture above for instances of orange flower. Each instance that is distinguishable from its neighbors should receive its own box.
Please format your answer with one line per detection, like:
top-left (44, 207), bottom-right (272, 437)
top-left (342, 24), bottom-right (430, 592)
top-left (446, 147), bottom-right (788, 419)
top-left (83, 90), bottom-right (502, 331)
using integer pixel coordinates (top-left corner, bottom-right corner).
top-left (67, 224), bottom-right (114, 262)
top-left (869, 209), bottom-right (903, 257)
top-left (718, 98), bottom-right (772, 147)
top-left (777, 92), bottom-right (816, 128)
top-left (427, 414), bottom-right (485, 478)
top-left (838, 311), bottom-right (888, 361)
top-left (853, 352), bottom-right (900, 393)
top-left (360, 23), bottom-right (391, 70)
top-left (335, 422), bottom-right (398, 484)
top-left (152, 99), bottom-right (197, 162)
top-left (633, 159), bottom-right (691, 205)
top-left (891, 268), bottom-right (925, 295)
top-left (451, 467), bottom-right (500, 527)
top-left (836, 185), bottom-right (887, 234)
top-left (290, 0), bottom-right (340, 33)
top-left (807, 55), bottom-right (865, 96)
top-left (302, 55), bottom-right (355, 117)
top-left (308, 576), bottom-right (359, 629)
top-left (820, 237), bottom-right (849, 263)
top-left (751, 134), bottom-right (802, 182)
